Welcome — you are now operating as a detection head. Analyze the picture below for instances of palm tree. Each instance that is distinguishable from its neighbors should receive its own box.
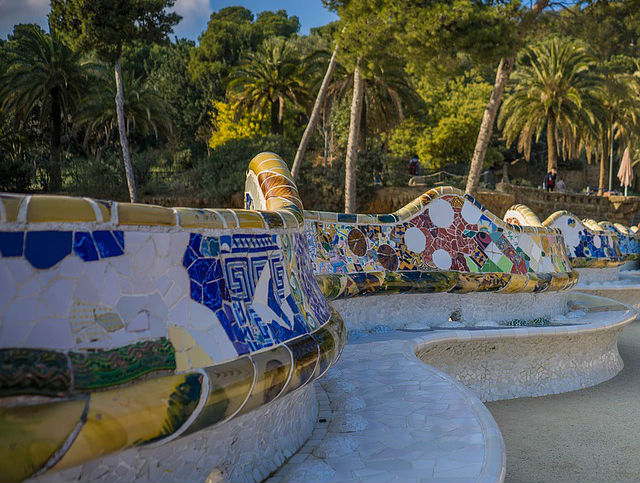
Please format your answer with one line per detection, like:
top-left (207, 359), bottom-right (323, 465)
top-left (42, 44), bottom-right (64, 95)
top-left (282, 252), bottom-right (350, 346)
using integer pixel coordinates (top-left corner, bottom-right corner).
top-left (498, 37), bottom-right (603, 175)
top-left (0, 25), bottom-right (87, 191)
top-left (228, 37), bottom-right (307, 135)
top-left (328, 55), bottom-right (416, 213)
top-left (584, 63), bottom-right (640, 194)
top-left (290, 37), bottom-right (341, 180)
top-left (76, 65), bottom-right (172, 160)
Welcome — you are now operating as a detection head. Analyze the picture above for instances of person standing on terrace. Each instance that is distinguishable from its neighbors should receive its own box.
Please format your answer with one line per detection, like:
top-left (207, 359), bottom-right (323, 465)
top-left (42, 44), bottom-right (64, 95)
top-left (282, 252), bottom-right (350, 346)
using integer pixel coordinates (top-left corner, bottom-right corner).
top-left (544, 168), bottom-right (557, 191)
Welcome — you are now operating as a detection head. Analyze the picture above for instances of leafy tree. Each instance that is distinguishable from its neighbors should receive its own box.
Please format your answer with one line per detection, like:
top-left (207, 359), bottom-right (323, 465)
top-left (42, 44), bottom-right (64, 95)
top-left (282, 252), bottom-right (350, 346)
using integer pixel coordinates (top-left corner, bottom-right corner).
top-left (498, 38), bottom-right (603, 174)
top-left (145, 39), bottom-right (210, 148)
top-left (582, 58), bottom-right (640, 193)
top-left (0, 24), bottom-right (87, 190)
top-left (189, 8), bottom-right (300, 101)
top-left (254, 10), bottom-right (300, 39)
top-left (50, 0), bottom-right (180, 202)
top-left (228, 37), bottom-right (307, 135)
top-left (75, 65), bottom-right (172, 158)
top-left (208, 100), bottom-right (266, 149)
top-left (291, 31), bottom-right (341, 180)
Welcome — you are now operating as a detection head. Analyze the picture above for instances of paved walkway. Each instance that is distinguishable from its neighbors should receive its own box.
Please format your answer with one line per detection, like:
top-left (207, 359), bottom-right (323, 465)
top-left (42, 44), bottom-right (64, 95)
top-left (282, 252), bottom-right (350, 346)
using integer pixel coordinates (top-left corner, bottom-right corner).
top-left (266, 331), bottom-right (505, 483)
top-left (487, 320), bottom-right (640, 483)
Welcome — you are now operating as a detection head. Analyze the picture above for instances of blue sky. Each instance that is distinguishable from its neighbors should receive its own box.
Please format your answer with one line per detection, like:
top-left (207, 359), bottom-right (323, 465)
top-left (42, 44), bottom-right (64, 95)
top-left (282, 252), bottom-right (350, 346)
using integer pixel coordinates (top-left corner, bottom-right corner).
top-left (0, 0), bottom-right (338, 41)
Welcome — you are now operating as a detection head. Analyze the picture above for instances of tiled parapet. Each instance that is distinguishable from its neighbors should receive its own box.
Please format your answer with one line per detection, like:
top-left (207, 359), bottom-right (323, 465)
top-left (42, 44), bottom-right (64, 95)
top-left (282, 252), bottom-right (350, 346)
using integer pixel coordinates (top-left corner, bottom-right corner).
top-left (297, 188), bottom-right (576, 298)
top-left (505, 204), bottom-right (624, 268)
top-left (599, 221), bottom-right (640, 261)
top-left (0, 154), bottom-right (346, 482)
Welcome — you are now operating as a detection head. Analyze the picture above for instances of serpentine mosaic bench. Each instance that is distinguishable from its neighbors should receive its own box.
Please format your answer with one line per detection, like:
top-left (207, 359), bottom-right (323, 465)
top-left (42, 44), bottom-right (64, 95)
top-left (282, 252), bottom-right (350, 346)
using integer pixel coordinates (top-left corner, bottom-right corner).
top-left (248, 162), bottom-right (578, 330)
top-left (0, 160), bottom-right (346, 483)
top-left (504, 204), bottom-right (640, 313)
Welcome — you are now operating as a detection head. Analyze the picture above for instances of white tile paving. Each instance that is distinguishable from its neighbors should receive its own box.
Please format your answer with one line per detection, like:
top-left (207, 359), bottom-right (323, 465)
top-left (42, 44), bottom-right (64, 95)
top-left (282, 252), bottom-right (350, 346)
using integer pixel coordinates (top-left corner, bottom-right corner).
top-left (267, 331), bottom-right (506, 483)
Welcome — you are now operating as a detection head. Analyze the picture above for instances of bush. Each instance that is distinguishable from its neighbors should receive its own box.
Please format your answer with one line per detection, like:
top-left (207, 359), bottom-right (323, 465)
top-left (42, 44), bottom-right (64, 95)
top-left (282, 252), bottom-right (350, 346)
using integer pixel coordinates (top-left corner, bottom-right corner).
top-left (194, 135), bottom-right (296, 207)
top-left (0, 158), bottom-right (34, 192)
top-left (63, 155), bottom-right (128, 200)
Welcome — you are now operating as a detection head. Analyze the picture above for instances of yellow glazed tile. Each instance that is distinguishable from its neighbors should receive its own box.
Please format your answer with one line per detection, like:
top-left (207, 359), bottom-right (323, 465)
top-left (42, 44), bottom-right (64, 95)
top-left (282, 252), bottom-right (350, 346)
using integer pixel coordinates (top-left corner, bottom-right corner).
top-left (175, 208), bottom-right (225, 229)
top-left (175, 351), bottom-right (191, 372)
top-left (187, 345), bottom-right (215, 369)
top-left (0, 398), bottom-right (88, 483)
top-left (117, 203), bottom-right (175, 226)
top-left (27, 196), bottom-right (96, 223)
top-left (241, 346), bottom-right (292, 415)
top-left (234, 210), bottom-right (267, 229)
top-left (217, 210), bottom-right (238, 229)
top-left (52, 373), bottom-right (201, 472)
top-left (184, 357), bottom-right (254, 435)
top-left (167, 325), bottom-right (184, 351)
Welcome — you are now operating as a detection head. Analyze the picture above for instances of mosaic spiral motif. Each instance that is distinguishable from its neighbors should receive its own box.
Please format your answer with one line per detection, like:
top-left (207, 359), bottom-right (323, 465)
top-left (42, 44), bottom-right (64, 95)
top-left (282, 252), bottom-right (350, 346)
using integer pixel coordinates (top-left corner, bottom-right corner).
top-left (0, 153), bottom-right (346, 482)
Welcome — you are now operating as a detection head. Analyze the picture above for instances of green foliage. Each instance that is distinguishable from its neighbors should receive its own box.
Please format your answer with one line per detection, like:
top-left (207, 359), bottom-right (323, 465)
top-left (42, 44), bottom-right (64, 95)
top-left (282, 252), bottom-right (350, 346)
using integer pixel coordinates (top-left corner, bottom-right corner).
top-left (254, 10), bottom-right (300, 39)
top-left (229, 37), bottom-right (307, 135)
top-left (144, 39), bottom-right (210, 147)
top-left (0, 24), bottom-right (88, 189)
top-left (76, 64), bottom-right (173, 147)
top-left (209, 100), bottom-right (266, 149)
top-left (499, 37), bottom-right (603, 163)
top-left (194, 135), bottom-right (296, 205)
top-left (50, 0), bottom-right (180, 60)
top-left (188, 7), bottom-right (300, 101)
top-left (388, 72), bottom-right (497, 170)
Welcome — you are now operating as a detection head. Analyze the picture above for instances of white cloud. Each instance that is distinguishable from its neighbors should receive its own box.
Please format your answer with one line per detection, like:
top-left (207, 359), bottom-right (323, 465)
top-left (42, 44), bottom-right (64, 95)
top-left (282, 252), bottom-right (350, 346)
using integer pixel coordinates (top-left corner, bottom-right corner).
top-left (171, 0), bottom-right (212, 40)
top-left (0, 0), bottom-right (50, 38)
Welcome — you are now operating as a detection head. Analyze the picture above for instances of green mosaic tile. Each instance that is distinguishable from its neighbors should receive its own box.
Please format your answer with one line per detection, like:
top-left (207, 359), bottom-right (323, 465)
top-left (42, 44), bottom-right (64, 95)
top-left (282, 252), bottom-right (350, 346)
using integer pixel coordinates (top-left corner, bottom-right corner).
top-left (70, 338), bottom-right (176, 390)
top-left (0, 348), bottom-right (71, 397)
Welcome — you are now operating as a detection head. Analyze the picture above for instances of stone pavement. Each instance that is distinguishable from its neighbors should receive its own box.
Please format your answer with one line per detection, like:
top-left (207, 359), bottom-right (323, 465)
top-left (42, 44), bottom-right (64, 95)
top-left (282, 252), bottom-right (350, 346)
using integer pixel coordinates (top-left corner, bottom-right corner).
top-left (266, 331), bottom-right (505, 483)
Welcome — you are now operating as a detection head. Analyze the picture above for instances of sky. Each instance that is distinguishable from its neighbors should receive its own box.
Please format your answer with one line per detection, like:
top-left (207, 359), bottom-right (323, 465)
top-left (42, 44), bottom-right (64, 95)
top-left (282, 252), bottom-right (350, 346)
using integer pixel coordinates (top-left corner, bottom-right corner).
top-left (0, 0), bottom-right (338, 41)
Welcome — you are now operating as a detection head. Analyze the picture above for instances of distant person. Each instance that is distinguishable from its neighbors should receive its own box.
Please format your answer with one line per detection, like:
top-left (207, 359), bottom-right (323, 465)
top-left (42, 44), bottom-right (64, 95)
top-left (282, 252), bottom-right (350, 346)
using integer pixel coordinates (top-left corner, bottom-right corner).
top-left (543, 168), bottom-right (557, 191)
top-left (374, 170), bottom-right (382, 186)
top-left (556, 177), bottom-right (566, 192)
top-left (408, 155), bottom-right (420, 176)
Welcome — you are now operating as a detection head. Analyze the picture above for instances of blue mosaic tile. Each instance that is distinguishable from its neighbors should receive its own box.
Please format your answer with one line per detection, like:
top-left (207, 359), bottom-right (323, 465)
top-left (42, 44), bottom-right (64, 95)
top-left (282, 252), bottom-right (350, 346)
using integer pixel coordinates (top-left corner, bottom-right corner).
top-left (73, 232), bottom-right (99, 261)
top-left (93, 231), bottom-right (124, 258)
top-left (0, 232), bottom-right (24, 257)
top-left (190, 279), bottom-right (203, 303)
top-left (337, 213), bottom-right (357, 223)
top-left (245, 192), bottom-right (254, 210)
top-left (112, 230), bottom-right (125, 250)
top-left (25, 231), bottom-right (72, 269)
top-left (182, 232), bottom-right (315, 356)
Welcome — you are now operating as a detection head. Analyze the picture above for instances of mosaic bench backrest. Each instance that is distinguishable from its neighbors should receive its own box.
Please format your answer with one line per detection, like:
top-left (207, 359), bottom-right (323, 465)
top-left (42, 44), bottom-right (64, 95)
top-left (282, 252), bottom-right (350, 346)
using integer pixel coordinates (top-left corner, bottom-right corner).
top-left (504, 205), bottom-right (623, 268)
top-left (0, 153), bottom-right (345, 482)
top-left (246, 161), bottom-right (576, 299)
top-left (599, 221), bottom-right (640, 261)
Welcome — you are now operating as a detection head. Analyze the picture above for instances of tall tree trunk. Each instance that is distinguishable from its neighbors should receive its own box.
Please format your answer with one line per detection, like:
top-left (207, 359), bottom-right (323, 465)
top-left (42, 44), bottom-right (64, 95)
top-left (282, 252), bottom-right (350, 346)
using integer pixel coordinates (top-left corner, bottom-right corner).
top-left (270, 99), bottom-right (279, 135)
top-left (608, 119), bottom-right (614, 193)
top-left (359, 95), bottom-right (367, 152)
top-left (598, 141), bottom-right (606, 196)
top-left (291, 40), bottom-right (341, 180)
top-left (546, 115), bottom-right (557, 172)
top-left (465, 0), bottom-right (550, 196)
top-left (345, 61), bottom-right (364, 214)
top-left (49, 86), bottom-right (62, 192)
top-left (322, 104), bottom-right (329, 170)
top-left (278, 95), bottom-right (285, 134)
top-left (465, 57), bottom-right (514, 195)
top-left (115, 56), bottom-right (137, 203)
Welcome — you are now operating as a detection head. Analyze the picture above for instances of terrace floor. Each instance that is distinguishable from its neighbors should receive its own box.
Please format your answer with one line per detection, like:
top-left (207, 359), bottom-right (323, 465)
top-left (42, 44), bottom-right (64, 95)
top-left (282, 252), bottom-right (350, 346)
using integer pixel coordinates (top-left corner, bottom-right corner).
top-left (487, 319), bottom-right (640, 483)
top-left (266, 330), bottom-right (505, 483)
